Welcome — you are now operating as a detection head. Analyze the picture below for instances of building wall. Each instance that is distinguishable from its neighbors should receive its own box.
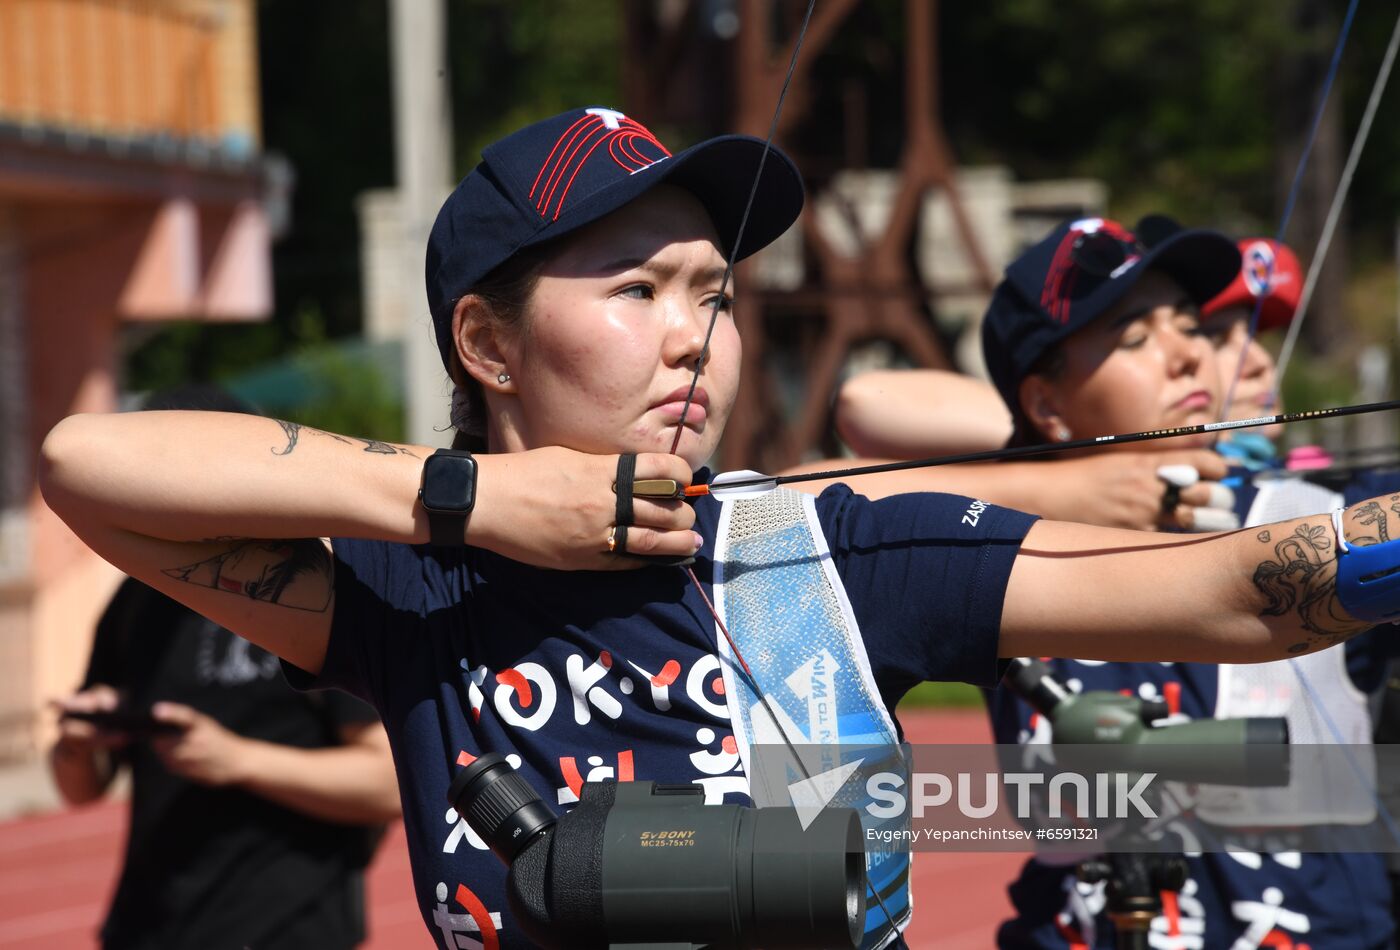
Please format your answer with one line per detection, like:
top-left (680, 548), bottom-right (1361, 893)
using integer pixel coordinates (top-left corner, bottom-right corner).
top-left (0, 0), bottom-right (271, 762)
top-left (0, 206), bottom-right (36, 761)
top-left (2, 200), bottom-right (137, 759)
top-left (0, 0), bottom-right (261, 152)
top-left (0, 207), bottom-right (25, 517)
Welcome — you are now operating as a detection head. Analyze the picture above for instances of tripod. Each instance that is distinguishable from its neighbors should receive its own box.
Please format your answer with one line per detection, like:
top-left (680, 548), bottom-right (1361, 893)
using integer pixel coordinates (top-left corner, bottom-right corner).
top-left (1076, 826), bottom-right (1189, 950)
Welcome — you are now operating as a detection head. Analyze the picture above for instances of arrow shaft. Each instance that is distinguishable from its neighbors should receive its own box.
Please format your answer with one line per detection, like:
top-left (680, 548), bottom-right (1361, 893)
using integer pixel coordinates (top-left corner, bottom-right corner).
top-left (688, 398), bottom-right (1400, 497)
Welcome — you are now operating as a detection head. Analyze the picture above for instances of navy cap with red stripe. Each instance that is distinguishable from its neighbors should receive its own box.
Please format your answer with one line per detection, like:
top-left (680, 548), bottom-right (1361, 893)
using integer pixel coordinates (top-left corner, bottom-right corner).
top-left (981, 216), bottom-right (1240, 442)
top-left (425, 107), bottom-right (805, 373)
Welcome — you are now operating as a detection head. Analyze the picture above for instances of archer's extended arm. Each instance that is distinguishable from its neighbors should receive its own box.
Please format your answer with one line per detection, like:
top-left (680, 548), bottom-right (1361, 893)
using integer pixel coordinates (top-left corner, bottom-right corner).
top-left (38, 411), bottom-right (697, 675)
top-left (1000, 495), bottom-right (1399, 663)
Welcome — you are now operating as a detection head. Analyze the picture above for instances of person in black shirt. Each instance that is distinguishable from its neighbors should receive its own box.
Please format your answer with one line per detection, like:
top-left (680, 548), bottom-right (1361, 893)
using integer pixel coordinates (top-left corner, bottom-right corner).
top-left (48, 387), bottom-right (400, 950)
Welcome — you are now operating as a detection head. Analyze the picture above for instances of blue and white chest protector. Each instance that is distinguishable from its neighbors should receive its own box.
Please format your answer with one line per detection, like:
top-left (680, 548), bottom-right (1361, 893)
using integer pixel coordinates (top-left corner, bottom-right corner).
top-left (714, 487), bottom-right (911, 949)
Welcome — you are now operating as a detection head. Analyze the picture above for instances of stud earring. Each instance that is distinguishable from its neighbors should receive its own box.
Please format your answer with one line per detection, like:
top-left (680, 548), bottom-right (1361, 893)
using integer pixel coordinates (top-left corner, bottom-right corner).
top-left (1056, 426), bottom-right (1072, 442)
top-left (497, 373), bottom-right (511, 384)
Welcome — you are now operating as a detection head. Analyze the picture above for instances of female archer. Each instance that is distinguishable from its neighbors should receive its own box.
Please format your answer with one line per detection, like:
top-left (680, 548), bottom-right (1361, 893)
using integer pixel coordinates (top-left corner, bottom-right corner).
top-left (36, 109), bottom-right (1400, 950)
top-left (976, 218), bottom-right (1398, 950)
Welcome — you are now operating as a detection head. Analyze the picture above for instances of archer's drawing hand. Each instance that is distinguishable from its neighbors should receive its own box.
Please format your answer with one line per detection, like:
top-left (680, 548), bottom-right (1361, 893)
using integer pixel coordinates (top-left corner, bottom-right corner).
top-left (473, 447), bottom-right (702, 571)
top-left (1037, 450), bottom-right (1233, 532)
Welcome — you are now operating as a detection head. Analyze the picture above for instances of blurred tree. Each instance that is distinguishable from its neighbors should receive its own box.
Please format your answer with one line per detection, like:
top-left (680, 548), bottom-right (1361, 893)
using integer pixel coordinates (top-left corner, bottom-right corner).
top-left (446, 0), bottom-right (623, 173)
top-left (792, 0), bottom-right (1399, 367)
top-left (125, 0), bottom-right (396, 405)
top-left (230, 342), bottom-right (407, 442)
top-left (258, 0), bottom-right (395, 342)
top-left (125, 0), bottom-right (621, 398)
top-left (770, 1), bottom-right (1399, 245)
top-left (126, 1), bottom-right (1400, 418)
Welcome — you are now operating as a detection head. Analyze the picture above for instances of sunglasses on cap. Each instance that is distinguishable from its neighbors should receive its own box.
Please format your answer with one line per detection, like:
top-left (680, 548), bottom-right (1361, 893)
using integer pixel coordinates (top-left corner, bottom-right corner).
top-left (1069, 230), bottom-right (1147, 277)
top-left (1040, 222), bottom-right (1146, 324)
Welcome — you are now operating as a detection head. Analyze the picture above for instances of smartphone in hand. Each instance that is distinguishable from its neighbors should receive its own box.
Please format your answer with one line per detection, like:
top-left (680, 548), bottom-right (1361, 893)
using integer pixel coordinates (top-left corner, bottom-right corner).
top-left (61, 708), bottom-right (185, 738)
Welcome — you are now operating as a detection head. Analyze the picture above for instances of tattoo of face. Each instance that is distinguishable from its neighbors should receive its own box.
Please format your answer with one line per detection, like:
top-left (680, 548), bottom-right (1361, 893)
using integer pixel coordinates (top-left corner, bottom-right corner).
top-left (272, 420), bottom-right (301, 456)
top-left (1252, 522), bottom-right (1371, 652)
top-left (163, 540), bottom-right (332, 612)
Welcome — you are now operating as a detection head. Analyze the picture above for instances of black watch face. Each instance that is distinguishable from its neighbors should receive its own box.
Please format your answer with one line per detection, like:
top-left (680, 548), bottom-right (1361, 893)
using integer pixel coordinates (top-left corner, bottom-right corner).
top-left (424, 455), bottom-right (476, 512)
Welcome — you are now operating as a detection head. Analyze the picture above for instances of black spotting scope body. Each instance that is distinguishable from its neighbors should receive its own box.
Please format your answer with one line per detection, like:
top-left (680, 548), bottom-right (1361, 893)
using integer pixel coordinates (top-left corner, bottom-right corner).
top-left (448, 752), bottom-right (866, 949)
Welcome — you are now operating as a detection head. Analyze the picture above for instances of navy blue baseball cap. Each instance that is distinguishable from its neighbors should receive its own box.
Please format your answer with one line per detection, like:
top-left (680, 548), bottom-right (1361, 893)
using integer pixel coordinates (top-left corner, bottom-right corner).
top-left (981, 216), bottom-right (1241, 441)
top-left (425, 106), bottom-right (805, 372)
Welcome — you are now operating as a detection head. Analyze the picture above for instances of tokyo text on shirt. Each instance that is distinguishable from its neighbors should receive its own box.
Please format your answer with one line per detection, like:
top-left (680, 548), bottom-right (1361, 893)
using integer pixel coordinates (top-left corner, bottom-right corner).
top-left (287, 484), bottom-right (1036, 950)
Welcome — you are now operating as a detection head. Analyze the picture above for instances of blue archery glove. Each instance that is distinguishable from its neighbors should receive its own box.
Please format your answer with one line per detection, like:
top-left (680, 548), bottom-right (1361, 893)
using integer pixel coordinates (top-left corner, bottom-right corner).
top-left (1333, 507), bottom-right (1400, 624)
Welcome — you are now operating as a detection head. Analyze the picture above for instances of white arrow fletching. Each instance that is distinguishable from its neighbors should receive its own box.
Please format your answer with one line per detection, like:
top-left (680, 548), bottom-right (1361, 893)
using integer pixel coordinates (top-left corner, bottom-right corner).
top-left (708, 469), bottom-right (778, 499)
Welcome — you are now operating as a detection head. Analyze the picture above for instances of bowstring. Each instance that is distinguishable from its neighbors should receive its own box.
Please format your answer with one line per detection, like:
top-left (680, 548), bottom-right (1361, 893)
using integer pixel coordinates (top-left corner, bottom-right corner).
top-left (1272, 7), bottom-right (1400, 390)
top-left (670, 0), bottom-right (815, 684)
top-left (671, 0), bottom-right (816, 742)
top-left (1220, 4), bottom-right (1400, 928)
top-left (667, 1), bottom-right (905, 939)
top-left (668, 2), bottom-right (814, 457)
top-left (1219, 0), bottom-right (1359, 420)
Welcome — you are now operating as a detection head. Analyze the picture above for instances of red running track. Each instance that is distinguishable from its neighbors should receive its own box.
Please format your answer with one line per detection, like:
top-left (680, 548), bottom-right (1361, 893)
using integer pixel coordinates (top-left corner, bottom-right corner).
top-left (0, 710), bottom-right (1023, 949)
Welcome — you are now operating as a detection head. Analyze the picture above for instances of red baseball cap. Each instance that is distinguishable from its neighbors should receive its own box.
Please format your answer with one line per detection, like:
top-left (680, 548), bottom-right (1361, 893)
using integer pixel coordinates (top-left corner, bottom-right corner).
top-left (1202, 239), bottom-right (1302, 330)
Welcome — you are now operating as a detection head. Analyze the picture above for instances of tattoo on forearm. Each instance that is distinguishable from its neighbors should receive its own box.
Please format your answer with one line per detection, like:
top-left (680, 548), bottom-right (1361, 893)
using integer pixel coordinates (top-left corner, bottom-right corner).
top-left (359, 437), bottom-right (417, 457)
top-left (268, 419), bottom-right (418, 459)
top-left (272, 420), bottom-right (301, 456)
top-left (163, 540), bottom-right (332, 612)
top-left (1351, 501), bottom-right (1392, 544)
top-left (1252, 521), bottom-right (1372, 654)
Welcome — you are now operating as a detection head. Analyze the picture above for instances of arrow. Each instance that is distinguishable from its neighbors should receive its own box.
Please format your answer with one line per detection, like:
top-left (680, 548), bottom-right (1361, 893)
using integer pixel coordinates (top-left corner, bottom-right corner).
top-left (629, 398), bottom-right (1400, 501)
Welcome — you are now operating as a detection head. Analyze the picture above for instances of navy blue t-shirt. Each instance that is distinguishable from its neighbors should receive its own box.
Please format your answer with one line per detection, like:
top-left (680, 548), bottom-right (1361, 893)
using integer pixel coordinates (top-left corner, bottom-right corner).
top-left (290, 485), bottom-right (1035, 949)
top-left (986, 469), bottom-right (1400, 950)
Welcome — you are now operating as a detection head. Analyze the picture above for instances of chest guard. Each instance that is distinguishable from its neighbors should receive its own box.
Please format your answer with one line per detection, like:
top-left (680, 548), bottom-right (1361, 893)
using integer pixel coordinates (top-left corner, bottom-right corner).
top-left (714, 487), bottom-right (911, 949)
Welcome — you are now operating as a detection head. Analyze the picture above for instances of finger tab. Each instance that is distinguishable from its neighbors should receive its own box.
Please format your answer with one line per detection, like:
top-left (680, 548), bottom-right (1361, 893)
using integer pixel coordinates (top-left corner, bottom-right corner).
top-left (632, 478), bottom-right (683, 499)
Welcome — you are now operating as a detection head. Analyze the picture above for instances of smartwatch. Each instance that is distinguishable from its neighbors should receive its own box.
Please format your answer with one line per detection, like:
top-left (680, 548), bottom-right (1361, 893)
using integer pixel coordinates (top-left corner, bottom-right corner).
top-left (419, 448), bottom-right (478, 545)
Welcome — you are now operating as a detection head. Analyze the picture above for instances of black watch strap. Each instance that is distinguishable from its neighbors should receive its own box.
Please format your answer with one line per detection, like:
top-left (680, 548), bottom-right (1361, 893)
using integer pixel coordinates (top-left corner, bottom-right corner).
top-left (419, 448), bottom-right (478, 546)
top-left (428, 510), bottom-right (467, 547)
